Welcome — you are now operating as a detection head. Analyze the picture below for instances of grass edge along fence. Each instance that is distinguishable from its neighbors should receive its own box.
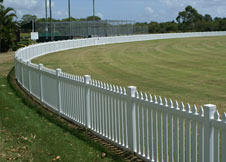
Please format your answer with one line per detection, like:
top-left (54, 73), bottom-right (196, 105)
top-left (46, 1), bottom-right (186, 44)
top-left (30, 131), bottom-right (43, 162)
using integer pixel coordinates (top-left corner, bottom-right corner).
top-left (15, 32), bottom-right (226, 162)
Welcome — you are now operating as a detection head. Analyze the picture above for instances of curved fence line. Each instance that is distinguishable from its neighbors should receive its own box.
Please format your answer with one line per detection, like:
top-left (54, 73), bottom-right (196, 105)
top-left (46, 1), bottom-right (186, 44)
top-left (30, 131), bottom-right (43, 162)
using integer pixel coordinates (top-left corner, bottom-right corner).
top-left (15, 32), bottom-right (226, 162)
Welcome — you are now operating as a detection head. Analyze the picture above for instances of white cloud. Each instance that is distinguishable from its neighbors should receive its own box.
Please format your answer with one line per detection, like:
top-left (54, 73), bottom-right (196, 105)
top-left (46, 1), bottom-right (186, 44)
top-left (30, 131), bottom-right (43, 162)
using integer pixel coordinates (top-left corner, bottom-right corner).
top-left (149, 0), bottom-right (226, 22)
top-left (3, 0), bottom-right (57, 19)
top-left (3, 0), bottom-right (226, 22)
top-left (96, 12), bottom-right (104, 19)
top-left (4, 0), bottom-right (39, 11)
top-left (145, 6), bottom-right (154, 15)
top-left (55, 10), bottom-right (67, 19)
top-left (4, 0), bottom-right (43, 18)
top-left (159, 0), bottom-right (226, 10)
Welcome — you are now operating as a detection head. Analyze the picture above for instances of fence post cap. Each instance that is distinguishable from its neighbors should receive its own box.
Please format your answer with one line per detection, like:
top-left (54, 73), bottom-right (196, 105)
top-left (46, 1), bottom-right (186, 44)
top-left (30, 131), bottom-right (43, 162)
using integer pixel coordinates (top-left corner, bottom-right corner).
top-left (56, 68), bottom-right (62, 72)
top-left (39, 64), bottom-right (43, 69)
top-left (203, 104), bottom-right (216, 110)
top-left (127, 86), bottom-right (137, 97)
top-left (203, 104), bottom-right (216, 119)
top-left (27, 60), bottom-right (31, 65)
top-left (84, 75), bottom-right (91, 84)
top-left (56, 68), bottom-right (62, 76)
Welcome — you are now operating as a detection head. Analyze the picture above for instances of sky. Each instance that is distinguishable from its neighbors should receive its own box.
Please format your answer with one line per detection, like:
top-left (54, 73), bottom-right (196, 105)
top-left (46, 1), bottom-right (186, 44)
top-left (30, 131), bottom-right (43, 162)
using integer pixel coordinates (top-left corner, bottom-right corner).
top-left (3, 0), bottom-right (226, 22)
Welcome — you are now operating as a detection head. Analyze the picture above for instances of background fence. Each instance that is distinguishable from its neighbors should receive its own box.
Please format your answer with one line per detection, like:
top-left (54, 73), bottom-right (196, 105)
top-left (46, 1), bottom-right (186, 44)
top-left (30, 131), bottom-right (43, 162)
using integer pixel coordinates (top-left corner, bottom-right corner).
top-left (15, 32), bottom-right (226, 162)
top-left (36, 20), bottom-right (149, 41)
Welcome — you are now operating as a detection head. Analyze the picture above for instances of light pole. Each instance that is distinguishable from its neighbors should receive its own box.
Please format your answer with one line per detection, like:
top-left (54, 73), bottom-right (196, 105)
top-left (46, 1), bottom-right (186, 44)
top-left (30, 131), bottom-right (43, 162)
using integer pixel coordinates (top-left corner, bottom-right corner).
top-left (93, 0), bottom-right (95, 21)
top-left (49, 0), bottom-right (53, 41)
top-left (45, 0), bottom-right (48, 40)
top-left (68, 0), bottom-right (71, 39)
top-left (93, 0), bottom-right (96, 36)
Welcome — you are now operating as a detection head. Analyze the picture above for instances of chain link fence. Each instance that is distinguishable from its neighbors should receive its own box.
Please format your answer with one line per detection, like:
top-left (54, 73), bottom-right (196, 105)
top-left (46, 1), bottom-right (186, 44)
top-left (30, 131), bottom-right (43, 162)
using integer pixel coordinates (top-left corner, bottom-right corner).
top-left (36, 20), bottom-right (148, 41)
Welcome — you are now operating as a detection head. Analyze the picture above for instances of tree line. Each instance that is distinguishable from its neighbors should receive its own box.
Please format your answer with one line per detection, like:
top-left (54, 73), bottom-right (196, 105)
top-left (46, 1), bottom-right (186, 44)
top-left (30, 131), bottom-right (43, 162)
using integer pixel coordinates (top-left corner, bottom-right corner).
top-left (136, 6), bottom-right (226, 33)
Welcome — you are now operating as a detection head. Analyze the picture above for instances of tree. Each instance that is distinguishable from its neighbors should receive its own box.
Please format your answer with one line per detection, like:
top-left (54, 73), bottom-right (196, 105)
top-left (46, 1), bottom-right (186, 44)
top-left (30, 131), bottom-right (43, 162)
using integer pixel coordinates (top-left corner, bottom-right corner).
top-left (61, 17), bottom-right (78, 22)
top-left (149, 21), bottom-right (161, 33)
top-left (203, 14), bottom-right (212, 22)
top-left (20, 14), bottom-right (37, 25)
top-left (86, 16), bottom-right (101, 21)
top-left (214, 17), bottom-right (226, 31)
top-left (160, 21), bottom-right (178, 33)
top-left (0, 0), bottom-right (17, 52)
top-left (176, 5), bottom-right (203, 31)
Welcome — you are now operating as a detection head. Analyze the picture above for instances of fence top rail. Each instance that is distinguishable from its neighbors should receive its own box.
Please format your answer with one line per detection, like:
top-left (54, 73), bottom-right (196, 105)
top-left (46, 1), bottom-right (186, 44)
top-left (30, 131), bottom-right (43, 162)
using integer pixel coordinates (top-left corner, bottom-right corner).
top-left (60, 72), bottom-right (84, 83)
top-left (41, 66), bottom-right (56, 75)
top-left (133, 92), bottom-right (205, 121)
top-left (89, 79), bottom-right (127, 96)
top-left (29, 62), bottom-right (39, 69)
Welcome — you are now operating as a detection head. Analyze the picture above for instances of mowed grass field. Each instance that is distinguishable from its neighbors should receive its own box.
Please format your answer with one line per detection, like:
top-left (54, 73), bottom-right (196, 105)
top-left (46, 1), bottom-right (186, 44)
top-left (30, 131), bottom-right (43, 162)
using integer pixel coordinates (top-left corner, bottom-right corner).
top-left (33, 36), bottom-right (226, 114)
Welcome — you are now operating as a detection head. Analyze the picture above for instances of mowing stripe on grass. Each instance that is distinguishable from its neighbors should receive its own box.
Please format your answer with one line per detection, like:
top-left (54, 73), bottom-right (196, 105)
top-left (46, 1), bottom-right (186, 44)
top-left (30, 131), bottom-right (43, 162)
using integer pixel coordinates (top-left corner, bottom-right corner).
top-left (33, 36), bottom-right (226, 114)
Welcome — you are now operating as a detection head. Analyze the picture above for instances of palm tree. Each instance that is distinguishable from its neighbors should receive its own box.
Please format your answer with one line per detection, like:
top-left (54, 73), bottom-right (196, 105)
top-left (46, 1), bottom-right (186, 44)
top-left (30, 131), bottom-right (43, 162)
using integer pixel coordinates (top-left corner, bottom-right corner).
top-left (0, 0), bottom-right (17, 52)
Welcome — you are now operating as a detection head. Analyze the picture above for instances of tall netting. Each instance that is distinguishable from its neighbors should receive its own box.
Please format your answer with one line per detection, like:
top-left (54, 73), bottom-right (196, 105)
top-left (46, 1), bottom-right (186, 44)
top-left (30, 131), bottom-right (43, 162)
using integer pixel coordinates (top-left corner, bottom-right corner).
top-left (36, 20), bottom-right (148, 41)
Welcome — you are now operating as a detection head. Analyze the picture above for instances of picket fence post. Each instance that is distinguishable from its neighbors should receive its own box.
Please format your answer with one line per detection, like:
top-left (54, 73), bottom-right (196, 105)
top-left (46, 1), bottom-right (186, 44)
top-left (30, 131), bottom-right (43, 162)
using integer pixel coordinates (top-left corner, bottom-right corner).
top-left (204, 104), bottom-right (216, 162)
top-left (84, 75), bottom-right (91, 128)
top-left (27, 60), bottom-right (31, 94)
top-left (56, 68), bottom-right (62, 113)
top-left (14, 57), bottom-right (18, 79)
top-left (222, 113), bottom-right (226, 162)
top-left (39, 64), bottom-right (43, 103)
top-left (127, 86), bottom-right (137, 152)
top-left (20, 59), bottom-right (24, 87)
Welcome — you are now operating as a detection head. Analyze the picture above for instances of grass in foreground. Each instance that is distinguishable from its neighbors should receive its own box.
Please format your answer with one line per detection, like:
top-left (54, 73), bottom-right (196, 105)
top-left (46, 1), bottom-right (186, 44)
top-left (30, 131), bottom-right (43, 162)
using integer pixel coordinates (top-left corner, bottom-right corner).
top-left (0, 52), bottom-right (14, 76)
top-left (0, 52), bottom-right (120, 161)
top-left (33, 36), bottom-right (226, 114)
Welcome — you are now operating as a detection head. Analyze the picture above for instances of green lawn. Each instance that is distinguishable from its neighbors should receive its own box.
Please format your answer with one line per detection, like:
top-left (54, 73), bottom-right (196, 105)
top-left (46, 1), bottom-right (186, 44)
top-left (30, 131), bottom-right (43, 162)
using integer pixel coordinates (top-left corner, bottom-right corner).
top-left (0, 52), bottom-right (14, 76)
top-left (0, 52), bottom-right (120, 162)
top-left (20, 33), bottom-right (30, 39)
top-left (33, 36), bottom-right (226, 114)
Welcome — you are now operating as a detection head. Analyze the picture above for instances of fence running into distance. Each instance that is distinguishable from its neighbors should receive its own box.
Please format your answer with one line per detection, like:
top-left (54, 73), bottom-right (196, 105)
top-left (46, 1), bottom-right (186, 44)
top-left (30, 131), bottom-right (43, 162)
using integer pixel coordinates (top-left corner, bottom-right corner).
top-left (36, 20), bottom-right (148, 39)
top-left (15, 32), bottom-right (226, 162)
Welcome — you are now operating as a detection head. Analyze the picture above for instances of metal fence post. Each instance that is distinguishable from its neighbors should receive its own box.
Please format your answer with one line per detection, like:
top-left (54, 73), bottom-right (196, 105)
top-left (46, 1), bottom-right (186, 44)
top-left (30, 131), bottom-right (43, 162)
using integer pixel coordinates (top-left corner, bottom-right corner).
top-left (27, 60), bottom-right (31, 94)
top-left (204, 104), bottom-right (216, 162)
top-left (127, 86), bottom-right (137, 152)
top-left (56, 68), bottom-right (62, 113)
top-left (39, 64), bottom-right (43, 103)
top-left (84, 75), bottom-right (91, 128)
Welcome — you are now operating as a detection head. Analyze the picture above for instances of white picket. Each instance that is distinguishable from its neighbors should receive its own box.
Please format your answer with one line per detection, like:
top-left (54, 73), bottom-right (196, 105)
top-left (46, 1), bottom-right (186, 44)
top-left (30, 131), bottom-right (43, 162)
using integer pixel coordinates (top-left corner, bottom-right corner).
top-left (163, 111), bottom-right (168, 162)
top-left (158, 110), bottom-right (163, 162)
top-left (199, 107), bottom-right (205, 162)
top-left (192, 105), bottom-right (198, 162)
top-left (186, 104), bottom-right (191, 162)
top-left (222, 113), bottom-right (226, 162)
top-left (148, 106), bottom-right (154, 161)
top-left (180, 102), bottom-right (185, 162)
top-left (214, 111), bottom-right (220, 162)
top-left (144, 107), bottom-right (148, 158)
top-left (153, 109), bottom-right (158, 162)
top-left (174, 101), bottom-right (179, 162)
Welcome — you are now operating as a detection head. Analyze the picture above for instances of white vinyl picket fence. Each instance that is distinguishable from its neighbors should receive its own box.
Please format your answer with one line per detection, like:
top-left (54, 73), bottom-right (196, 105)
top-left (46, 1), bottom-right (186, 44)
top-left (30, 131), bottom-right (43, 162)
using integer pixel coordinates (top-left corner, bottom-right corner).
top-left (15, 32), bottom-right (226, 162)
